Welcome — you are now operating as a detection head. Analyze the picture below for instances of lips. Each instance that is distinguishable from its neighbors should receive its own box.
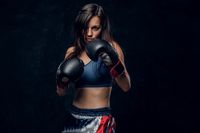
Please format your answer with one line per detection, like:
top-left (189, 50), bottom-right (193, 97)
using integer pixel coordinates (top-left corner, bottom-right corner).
top-left (87, 38), bottom-right (93, 41)
top-left (86, 38), bottom-right (93, 42)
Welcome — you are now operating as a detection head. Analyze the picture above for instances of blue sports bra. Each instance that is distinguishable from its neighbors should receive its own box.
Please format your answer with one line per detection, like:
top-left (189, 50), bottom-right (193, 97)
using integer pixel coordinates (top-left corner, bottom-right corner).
top-left (76, 58), bottom-right (113, 88)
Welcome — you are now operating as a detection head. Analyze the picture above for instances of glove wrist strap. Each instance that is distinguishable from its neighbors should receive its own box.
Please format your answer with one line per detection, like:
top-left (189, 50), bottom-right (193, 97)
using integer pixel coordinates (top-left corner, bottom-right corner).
top-left (109, 60), bottom-right (124, 77)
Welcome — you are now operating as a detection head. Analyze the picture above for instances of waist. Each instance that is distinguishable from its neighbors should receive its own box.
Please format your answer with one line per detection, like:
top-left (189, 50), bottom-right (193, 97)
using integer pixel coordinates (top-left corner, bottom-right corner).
top-left (69, 104), bottom-right (112, 116)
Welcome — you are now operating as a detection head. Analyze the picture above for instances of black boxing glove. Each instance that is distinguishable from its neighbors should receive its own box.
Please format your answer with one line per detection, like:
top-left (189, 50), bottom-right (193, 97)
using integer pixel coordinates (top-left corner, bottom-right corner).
top-left (56, 57), bottom-right (84, 88)
top-left (85, 39), bottom-right (124, 77)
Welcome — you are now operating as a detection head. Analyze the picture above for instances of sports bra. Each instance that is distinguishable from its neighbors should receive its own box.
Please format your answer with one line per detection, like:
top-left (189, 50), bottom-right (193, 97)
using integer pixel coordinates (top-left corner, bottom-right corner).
top-left (76, 58), bottom-right (113, 88)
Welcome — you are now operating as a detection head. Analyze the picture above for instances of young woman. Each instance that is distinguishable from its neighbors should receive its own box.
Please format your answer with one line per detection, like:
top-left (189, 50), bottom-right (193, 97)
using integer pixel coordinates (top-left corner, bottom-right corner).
top-left (56, 3), bottom-right (131, 133)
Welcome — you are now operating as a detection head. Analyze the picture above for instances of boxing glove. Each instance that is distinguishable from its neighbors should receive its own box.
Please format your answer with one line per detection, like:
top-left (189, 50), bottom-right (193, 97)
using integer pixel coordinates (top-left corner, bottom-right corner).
top-left (56, 57), bottom-right (84, 88)
top-left (85, 39), bottom-right (124, 77)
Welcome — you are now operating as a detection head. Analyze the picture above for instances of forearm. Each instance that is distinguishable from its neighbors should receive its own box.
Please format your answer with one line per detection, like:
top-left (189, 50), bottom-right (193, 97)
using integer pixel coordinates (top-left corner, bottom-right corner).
top-left (56, 78), bottom-right (69, 96)
top-left (56, 85), bottom-right (67, 96)
top-left (114, 70), bottom-right (131, 92)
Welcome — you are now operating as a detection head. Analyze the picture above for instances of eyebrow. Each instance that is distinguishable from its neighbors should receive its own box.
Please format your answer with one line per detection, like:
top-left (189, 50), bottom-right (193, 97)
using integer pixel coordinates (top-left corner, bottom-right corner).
top-left (91, 25), bottom-right (101, 27)
top-left (86, 25), bottom-right (101, 29)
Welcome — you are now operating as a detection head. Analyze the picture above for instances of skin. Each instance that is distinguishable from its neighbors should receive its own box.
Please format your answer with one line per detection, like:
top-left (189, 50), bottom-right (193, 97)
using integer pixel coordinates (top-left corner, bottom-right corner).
top-left (83, 16), bottom-right (102, 43)
top-left (57, 16), bottom-right (131, 109)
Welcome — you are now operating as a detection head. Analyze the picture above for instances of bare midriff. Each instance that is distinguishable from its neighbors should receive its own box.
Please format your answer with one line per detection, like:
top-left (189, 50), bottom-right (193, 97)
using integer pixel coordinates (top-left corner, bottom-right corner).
top-left (73, 87), bottom-right (112, 109)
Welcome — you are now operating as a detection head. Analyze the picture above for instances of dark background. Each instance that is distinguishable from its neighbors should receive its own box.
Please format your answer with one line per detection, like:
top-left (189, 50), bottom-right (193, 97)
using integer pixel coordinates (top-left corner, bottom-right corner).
top-left (1, 0), bottom-right (199, 133)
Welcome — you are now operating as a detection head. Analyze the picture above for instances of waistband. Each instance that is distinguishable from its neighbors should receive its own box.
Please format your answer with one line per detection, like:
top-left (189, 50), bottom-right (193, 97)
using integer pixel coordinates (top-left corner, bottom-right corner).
top-left (69, 104), bottom-right (112, 116)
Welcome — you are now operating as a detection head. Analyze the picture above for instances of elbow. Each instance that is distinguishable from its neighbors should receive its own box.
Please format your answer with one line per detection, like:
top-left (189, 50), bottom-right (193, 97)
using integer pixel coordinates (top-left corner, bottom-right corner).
top-left (123, 77), bottom-right (132, 92)
top-left (122, 72), bottom-right (131, 92)
top-left (116, 74), bottom-right (132, 92)
top-left (121, 82), bottom-right (131, 92)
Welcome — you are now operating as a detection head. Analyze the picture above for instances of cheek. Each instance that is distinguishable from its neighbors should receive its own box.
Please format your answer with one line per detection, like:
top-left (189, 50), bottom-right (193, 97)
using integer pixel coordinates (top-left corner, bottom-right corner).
top-left (94, 30), bottom-right (102, 38)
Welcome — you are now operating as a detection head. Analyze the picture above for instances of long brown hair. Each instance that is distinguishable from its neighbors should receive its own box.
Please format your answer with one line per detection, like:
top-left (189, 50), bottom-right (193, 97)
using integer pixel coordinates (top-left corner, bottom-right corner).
top-left (67, 3), bottom-right (113, 59)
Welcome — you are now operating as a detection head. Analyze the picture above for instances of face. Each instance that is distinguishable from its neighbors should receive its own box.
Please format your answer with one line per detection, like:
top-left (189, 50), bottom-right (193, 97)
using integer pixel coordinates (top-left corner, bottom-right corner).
top-left (83, 16), bottom-right (102, 43)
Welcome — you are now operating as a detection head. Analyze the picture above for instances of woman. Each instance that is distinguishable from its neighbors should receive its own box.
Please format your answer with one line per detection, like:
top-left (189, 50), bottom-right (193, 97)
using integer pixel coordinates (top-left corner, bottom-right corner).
top-left (56, 3), bottom-right (131, 133)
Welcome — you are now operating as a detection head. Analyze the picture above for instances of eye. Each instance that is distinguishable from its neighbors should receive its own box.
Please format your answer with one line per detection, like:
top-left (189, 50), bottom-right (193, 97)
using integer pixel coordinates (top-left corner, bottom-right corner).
top-left (92, 26), bottom-right (100, 31)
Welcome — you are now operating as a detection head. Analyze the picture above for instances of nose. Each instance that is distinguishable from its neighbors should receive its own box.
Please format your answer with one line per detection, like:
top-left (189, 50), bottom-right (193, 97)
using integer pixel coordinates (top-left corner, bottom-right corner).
top-left (87, 28), bottom-right (92, 37)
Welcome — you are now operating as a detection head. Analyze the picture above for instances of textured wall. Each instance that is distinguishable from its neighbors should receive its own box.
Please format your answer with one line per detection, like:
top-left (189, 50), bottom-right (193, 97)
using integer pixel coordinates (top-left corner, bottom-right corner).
top-left (1, 0), bottom-right (199, 132)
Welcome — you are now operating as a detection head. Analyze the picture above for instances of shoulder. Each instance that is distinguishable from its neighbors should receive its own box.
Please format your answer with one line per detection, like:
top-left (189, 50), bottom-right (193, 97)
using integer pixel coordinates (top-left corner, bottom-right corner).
top-left (64, 46), bottom-right (75, 59)
top-left (110, 41), bottom-right (122, 51)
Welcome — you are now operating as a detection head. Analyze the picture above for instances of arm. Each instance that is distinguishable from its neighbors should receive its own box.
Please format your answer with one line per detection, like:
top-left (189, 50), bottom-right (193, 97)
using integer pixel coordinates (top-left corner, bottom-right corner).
top-left (56, 47), bottom-right (75, 96)
top-left (112, 42), bottom-right (131, 92)
top-left (85, 39), bottom-right (131, 92)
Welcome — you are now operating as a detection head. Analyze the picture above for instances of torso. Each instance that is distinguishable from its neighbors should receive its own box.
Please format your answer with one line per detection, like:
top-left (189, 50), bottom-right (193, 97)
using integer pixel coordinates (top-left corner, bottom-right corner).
top-left (72, 51), bottom-right (112, 109)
